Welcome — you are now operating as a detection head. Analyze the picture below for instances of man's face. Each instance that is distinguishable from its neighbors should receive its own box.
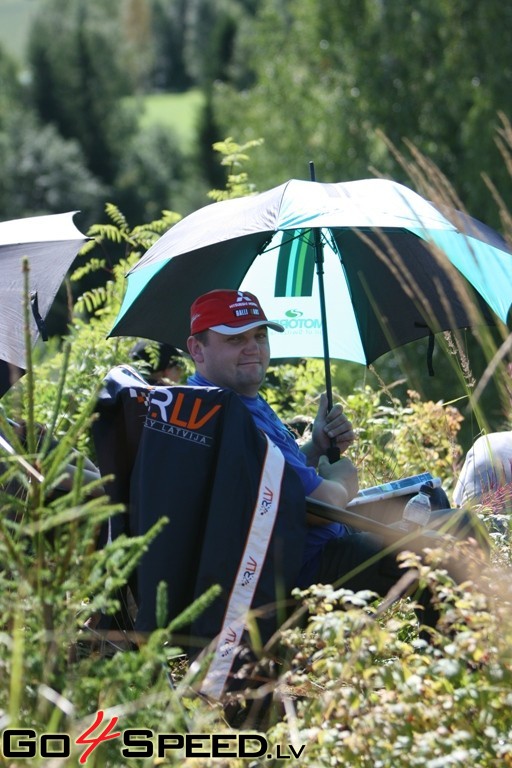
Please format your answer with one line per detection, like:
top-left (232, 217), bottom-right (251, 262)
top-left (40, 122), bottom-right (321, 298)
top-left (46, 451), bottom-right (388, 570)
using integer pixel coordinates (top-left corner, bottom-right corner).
top-left (187, 327), bottom-right (271, 397)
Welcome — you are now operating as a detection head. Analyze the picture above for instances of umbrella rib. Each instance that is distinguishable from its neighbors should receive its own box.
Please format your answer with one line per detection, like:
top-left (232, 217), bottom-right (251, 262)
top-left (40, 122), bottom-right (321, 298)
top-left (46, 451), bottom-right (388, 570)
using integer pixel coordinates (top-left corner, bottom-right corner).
top-left (262, 229), bottom-right (308, 255)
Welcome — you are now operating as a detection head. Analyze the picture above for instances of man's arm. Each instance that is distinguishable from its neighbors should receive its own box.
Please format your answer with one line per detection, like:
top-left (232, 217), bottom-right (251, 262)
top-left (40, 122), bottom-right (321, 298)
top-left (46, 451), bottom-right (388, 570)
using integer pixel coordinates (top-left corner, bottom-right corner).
top-left (307, 455), bottom-right (359, 523)
top-left (298, 393), bottom-right (358, 522)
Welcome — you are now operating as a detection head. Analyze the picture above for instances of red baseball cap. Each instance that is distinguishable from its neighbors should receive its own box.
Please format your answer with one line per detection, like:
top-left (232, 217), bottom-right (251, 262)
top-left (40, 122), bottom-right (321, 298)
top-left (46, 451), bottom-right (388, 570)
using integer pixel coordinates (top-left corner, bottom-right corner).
top-left (190, 289), bottom-right (285, 336)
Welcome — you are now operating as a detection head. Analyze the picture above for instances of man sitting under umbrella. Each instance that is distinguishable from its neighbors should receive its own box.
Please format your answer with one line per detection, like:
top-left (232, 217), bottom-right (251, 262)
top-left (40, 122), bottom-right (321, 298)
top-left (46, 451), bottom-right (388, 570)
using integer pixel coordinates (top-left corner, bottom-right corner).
top-left (186, 289), bottom-right (420, 599)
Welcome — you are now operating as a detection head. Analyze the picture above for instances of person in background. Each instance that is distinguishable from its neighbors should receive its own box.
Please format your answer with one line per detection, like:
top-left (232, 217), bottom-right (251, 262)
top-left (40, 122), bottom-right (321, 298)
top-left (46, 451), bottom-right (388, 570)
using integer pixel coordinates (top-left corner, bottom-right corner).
top-left (453, 361), bottom-right (512, 510)
top-left (283, 414), bottom-right (314, 445)
top-left (129, 340), bottom-right (186, 385)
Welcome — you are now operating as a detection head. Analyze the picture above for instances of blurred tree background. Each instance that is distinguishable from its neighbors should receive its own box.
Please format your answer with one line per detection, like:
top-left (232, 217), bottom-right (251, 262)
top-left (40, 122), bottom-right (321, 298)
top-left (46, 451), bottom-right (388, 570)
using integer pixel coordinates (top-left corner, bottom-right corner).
top-left (213, 0), bottom-right (512, 231)
top-left (2, 0), bottom-right (510, 227)
top-left (0, 0), bottom-right (511, 445)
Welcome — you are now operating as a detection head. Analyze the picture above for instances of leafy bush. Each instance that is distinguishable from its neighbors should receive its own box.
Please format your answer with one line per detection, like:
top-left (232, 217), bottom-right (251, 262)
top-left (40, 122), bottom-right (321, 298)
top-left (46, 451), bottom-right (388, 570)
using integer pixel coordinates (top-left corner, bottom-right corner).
top-left (346, 384), bottom-right (465, 491)
top-left (266, 545), bottom-right (512, 768)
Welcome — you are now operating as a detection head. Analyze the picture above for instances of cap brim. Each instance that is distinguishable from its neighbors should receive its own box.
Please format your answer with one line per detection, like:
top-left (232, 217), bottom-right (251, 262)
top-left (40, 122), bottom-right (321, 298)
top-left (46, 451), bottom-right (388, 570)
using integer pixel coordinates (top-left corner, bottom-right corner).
top-left (210, 320), bottom-right (285, 335)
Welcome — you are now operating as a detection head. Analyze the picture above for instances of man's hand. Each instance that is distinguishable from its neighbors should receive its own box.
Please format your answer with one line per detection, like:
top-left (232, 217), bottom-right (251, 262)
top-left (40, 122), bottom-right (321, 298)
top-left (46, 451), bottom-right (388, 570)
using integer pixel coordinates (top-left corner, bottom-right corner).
top-left (306, 392), bottom-right (355, 458)
top-left (317, 455), bottom-right (359, 501)
top-left (308, 454), bottom-right (359, 512)
top-left (314, 393), bottom-right (355, 453)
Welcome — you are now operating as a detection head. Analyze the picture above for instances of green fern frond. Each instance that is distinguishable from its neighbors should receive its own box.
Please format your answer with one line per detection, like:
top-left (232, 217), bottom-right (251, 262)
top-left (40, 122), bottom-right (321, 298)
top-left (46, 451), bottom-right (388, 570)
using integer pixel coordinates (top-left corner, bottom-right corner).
top-left (127, 232), bottom-right (160, 251)
top-left (105, 202), bottom-right (129, 231)
top-left (112, 257), bottom-right (136, 279)
top-left (209, 137), bottom-right (263, 201)
top-left (153, 210), bottom-right (182, 231)
top-left (90, 224), bottom-right (125, 243)
top-left (78, 239), bottom-right (98, 257)
top-left (76, 286), bottom-right (108, 314)
top-left (71, 258), bottom-right (107, 282)
top-left (131, 211), bottom-right (182, 246)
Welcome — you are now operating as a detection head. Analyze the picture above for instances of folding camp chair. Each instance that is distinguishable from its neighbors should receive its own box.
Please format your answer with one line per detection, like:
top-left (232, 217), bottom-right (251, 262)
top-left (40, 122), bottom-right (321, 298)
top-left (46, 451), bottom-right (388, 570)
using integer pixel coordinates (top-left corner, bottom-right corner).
top-left (92, 365), bottom-right (307, 698)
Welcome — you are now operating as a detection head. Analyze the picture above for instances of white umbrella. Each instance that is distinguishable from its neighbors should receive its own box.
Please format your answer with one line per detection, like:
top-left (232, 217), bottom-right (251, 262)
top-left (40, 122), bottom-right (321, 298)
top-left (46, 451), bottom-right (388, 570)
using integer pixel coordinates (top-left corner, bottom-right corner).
top-left (0, 211), bottom-right (88, 396)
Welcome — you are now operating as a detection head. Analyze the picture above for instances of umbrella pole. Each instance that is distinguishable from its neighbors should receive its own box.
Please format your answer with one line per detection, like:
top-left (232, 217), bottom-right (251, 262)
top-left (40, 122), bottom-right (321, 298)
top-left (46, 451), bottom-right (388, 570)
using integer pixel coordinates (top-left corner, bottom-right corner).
top-left (309, 162), bottom-right (340, 463)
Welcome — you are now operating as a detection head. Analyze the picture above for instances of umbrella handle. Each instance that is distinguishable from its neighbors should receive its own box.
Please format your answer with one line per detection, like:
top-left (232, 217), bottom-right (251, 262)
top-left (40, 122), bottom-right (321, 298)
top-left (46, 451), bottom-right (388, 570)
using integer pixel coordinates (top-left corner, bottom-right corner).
top-left (326, 444), bottom-right (341, 464)
top-left (309, 162), bottom-right (340, 465)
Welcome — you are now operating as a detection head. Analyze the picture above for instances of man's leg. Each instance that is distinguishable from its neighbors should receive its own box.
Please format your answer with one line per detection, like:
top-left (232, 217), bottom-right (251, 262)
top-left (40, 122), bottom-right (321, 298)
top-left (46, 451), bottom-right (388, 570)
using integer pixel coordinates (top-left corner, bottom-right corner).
top-left (316, 532), bottom-right (405, 593)
top-left (315, 531), bottom-right (438, 629)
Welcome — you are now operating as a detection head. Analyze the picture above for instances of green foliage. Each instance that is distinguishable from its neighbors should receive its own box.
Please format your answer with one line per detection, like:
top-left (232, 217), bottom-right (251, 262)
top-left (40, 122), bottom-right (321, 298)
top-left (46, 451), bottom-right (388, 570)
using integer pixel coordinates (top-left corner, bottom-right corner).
top-left (27, 0), bottom-right (138, 185)
top-left (263, 359), bottom-right (328, 419)
top-left (261, 361), bottom-right (465, 491)
top-left (114, 122), bottom-right (190, 221)
top-left (344, 384), bottom-right (465, 491)
top-left (0, 40), bottom-right (105, 221)
top-left (150, 0), bottom-right (192, 91)
top-left (208, 136), bottom-right (265, 201)
top-left (0, 258), bottom-right (227, 762)
top-left (179, 0), bottom-right (249, 88)
top-left (213, 0), bottom-right (512, 229)
top-left (1, 135), bottom-right (512, 767)
top-left (267, 551), bottom-right (512, 767)
top-left (3, 0), bottom-right (512, 234)
top-left (0, 108), bottom-right (106, 221)
top-left (0, 375), bottom-right (137, 712)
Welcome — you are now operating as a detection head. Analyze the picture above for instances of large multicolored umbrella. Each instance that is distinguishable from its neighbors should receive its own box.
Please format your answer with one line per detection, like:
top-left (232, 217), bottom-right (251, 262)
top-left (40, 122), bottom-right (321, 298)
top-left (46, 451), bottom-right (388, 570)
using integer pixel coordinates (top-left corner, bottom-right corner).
top-left (110, 177), bottom-right (512, 393)
top-left (0, 211), bottom-right (88, 397)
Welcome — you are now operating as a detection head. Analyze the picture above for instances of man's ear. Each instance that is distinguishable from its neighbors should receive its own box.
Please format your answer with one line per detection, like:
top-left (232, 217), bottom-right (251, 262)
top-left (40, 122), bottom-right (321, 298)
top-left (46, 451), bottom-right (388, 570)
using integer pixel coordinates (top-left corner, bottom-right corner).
top-left (187, 335), bottom-right (204, 363)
